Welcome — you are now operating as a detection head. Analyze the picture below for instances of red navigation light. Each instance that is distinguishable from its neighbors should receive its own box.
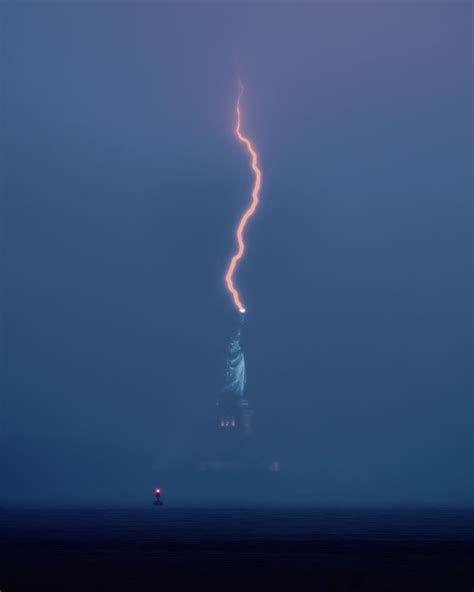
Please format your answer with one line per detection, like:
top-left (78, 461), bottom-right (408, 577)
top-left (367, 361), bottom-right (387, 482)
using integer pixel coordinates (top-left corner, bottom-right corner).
top-left (155, 488), bottom-right (160, 494)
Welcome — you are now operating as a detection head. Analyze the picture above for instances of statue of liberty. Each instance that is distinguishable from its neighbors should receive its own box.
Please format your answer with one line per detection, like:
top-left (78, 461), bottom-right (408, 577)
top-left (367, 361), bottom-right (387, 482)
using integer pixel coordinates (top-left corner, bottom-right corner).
top-left (222, 318), bottom-right (246, 397)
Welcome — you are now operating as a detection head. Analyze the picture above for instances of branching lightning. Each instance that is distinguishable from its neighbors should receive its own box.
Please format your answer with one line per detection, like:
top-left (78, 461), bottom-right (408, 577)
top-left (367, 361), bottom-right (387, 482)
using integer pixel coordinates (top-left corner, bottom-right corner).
top-left (225, 82), bottom-right (262, 314)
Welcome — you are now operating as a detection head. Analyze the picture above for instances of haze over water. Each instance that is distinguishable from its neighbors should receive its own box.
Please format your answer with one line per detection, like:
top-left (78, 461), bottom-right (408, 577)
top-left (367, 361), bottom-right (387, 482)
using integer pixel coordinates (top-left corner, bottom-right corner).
top-left (2, 0), bottom-right (471, 510)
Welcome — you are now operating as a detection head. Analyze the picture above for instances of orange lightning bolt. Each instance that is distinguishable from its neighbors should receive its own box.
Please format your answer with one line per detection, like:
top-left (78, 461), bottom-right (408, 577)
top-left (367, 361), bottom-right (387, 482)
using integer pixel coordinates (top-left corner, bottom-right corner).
top-left (225, 82), bottom-right (262, 314)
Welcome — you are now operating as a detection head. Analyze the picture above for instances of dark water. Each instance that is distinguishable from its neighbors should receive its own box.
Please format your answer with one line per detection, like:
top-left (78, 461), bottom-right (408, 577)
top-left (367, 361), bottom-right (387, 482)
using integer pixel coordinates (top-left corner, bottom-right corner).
top-left (1, 507), bottom-right (473, 591)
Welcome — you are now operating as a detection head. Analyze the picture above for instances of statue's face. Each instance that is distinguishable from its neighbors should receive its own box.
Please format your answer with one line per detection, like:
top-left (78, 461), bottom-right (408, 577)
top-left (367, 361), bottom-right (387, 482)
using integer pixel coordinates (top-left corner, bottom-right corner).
top-left (229, 339), bottom-right (240, 355)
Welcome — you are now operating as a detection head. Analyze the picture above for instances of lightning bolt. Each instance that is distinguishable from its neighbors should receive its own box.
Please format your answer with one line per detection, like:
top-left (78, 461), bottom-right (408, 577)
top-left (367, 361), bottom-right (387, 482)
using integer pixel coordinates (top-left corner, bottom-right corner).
top-left (225, 82), bottom-right (262, 314)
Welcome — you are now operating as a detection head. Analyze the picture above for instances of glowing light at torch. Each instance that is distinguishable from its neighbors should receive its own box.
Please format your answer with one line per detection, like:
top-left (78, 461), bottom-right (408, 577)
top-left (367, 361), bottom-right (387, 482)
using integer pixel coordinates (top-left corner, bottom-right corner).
top-left (225, 82), bottom-right (262, 314)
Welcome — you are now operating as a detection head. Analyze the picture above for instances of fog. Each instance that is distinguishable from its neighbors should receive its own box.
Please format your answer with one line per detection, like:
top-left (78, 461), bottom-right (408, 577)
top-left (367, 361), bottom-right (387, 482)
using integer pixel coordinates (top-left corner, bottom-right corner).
top-left (1, 2), bottom-right (471, 505)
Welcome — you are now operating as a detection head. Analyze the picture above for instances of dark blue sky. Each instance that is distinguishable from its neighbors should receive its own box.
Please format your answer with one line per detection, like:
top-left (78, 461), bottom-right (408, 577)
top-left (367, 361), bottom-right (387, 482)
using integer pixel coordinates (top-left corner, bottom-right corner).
top-left (1, 2), bottom-right (472, 504)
